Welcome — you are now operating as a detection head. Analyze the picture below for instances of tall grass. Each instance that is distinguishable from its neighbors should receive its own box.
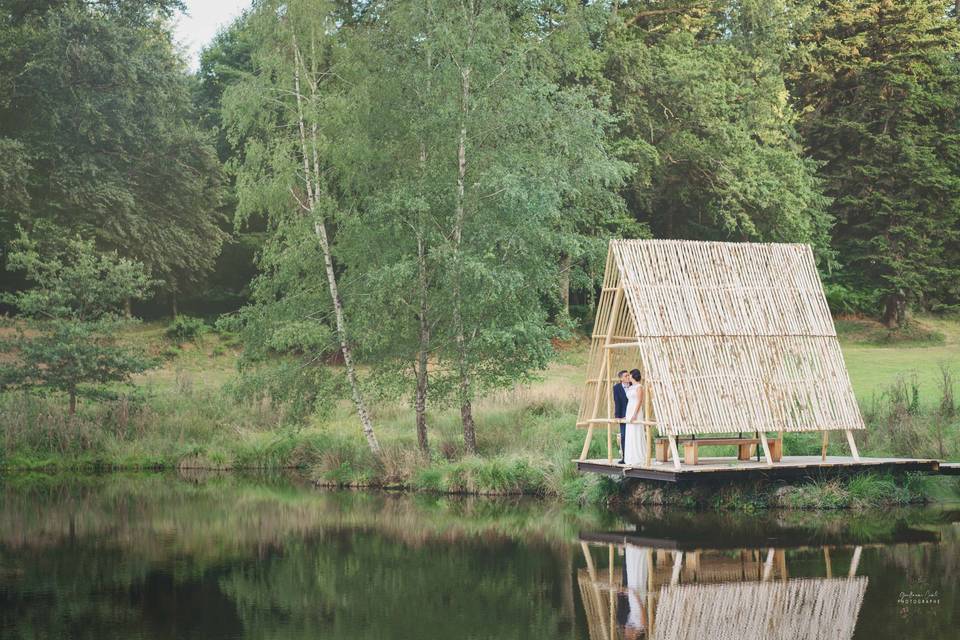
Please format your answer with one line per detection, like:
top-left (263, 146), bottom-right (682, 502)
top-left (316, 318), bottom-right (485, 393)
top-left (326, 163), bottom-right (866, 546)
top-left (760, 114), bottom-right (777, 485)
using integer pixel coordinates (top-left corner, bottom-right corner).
top-left (2, 322), bottom-right (957, 507)
top-left (858, 365), bottom-right (960, 459)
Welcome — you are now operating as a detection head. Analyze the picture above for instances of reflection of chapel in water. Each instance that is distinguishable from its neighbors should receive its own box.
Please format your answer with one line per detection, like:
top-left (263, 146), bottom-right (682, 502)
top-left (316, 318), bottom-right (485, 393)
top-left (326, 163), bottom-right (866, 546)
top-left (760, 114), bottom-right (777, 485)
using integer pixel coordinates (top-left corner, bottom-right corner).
top-left (578, 534), bottom-right (868, 640)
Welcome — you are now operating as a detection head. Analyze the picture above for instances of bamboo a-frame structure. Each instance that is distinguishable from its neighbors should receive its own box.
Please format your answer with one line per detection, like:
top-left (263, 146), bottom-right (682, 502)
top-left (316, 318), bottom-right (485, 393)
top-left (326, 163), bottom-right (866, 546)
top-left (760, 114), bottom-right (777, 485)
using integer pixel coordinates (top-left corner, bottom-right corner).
top-left (578, 539), bottom-right (867, 640)
top-left (577, 240), bottom-right (865, 469)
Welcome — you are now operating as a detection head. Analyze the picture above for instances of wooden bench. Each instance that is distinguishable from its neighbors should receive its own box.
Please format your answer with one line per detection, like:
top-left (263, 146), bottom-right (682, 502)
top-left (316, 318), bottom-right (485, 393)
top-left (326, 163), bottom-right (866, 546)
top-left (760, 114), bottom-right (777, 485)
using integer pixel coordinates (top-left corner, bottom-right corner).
top-left (655, 436), bottom-right (783, 465)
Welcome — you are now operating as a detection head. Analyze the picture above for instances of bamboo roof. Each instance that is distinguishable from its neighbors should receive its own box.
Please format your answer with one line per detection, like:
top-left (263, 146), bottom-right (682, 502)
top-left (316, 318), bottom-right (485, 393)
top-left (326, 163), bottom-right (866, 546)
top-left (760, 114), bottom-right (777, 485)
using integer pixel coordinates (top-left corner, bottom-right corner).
top-left (578, 240), bottom-right (865, 436)
top-left (653, 578), bottom-right (868, 640)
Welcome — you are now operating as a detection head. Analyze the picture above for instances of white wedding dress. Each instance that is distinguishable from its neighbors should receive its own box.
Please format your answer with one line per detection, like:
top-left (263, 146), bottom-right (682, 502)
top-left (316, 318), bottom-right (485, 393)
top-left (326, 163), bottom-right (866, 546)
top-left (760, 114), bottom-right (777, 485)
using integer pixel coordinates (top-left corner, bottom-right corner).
top-left (624, 543), bottom-right (648, 631)
top-left (623, 384), bottom-right (647, 466)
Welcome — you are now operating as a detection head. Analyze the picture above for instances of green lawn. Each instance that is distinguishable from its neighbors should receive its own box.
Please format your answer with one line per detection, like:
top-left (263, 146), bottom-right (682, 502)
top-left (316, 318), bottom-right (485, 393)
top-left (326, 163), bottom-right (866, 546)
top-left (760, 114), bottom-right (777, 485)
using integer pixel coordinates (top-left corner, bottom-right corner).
top-left (840, 315), bottom-right (959, 407)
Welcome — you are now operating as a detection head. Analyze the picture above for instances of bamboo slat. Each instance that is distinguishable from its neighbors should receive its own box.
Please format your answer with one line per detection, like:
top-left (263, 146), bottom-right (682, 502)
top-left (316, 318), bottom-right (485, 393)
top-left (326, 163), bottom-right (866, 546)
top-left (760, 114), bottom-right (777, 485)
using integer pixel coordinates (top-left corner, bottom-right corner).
top-left (578, 240), bottom-right (866, 437)
top-left (653, 577), bottom-right (868, 640)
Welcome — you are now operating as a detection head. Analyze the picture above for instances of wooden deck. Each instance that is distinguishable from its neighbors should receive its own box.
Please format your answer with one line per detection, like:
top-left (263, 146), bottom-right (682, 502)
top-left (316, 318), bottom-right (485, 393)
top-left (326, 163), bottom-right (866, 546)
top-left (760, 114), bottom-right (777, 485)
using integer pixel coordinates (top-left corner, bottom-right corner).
top-left (575, 455), bottom-right (942, 483)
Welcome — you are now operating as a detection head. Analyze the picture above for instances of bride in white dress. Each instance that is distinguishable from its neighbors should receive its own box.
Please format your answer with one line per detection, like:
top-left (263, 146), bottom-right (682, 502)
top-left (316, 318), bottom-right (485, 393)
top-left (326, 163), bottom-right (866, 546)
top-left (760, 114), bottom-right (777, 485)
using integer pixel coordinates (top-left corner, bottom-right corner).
top-left (624, 543), bottom-right (649, 635)
top-left (623, 369), bottom-right (647, 466)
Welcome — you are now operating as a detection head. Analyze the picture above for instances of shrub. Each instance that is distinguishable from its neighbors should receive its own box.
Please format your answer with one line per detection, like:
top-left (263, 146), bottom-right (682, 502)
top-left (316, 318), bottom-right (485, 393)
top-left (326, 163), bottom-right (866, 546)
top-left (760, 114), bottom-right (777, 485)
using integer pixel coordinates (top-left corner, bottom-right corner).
top-left (164, 316), bottom-right (207, 344)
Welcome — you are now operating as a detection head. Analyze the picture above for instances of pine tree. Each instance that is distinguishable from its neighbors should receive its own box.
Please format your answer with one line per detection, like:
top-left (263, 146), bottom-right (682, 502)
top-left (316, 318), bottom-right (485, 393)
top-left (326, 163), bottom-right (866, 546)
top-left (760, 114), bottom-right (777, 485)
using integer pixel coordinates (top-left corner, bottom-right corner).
top-left (791, 0), bottom-right (960, 326)
top-left (605, 0), bottom-right (832, 250)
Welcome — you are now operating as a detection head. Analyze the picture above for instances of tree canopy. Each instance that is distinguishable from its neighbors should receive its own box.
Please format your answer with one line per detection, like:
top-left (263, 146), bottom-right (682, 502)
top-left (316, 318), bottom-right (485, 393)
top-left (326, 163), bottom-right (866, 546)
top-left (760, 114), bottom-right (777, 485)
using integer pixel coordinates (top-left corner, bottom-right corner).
top-left (0, 0), bottom-right (225, 301)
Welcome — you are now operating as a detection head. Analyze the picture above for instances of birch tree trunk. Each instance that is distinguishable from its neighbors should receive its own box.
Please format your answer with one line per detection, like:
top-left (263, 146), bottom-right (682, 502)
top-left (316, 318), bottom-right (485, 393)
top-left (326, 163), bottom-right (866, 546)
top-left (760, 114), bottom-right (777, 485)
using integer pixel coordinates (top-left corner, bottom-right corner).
top-left (415, 229), bottom-right (430, 453)
top-left (453, 55), bottom-right (478, 454)
top-left (414, 38), bottom-right (432, 455)
top-left (293, 38), bottom-right (382, 456)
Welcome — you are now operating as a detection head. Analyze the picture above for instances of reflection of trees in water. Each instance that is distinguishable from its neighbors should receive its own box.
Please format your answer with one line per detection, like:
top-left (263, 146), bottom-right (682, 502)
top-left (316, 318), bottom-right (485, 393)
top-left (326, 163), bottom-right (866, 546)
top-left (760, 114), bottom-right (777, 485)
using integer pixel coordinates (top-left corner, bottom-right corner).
top-left (0, 474), bottom-right (615, 557)
top-left (0, 475), bottom-right (956, 640)
top-left (217, 530), bottom-right (574, 640)
top-left (0, 474), bottom-right (610, 639)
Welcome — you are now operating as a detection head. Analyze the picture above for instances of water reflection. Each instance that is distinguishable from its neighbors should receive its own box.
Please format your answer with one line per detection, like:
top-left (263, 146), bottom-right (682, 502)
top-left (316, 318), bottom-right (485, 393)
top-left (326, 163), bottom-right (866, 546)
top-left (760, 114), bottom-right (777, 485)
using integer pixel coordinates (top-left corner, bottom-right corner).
top-left (579, 508), bottom-right (958, 640)
top-left (578, 538), bottom-right (869, 640)
top-left (0, 473), bottom-right (956, 640)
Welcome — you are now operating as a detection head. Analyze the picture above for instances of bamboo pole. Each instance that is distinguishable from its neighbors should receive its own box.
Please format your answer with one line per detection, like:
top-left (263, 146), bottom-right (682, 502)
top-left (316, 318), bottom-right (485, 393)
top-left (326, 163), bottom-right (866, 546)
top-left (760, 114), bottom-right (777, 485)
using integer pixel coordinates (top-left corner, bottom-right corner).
top-left (848, 546), bottom-right (862, 577)
top-left (759, 430), bottom-right (774, 465)
top-left (578, 240), bottom-right (866, 441)
top-left (668, 435), bottom-right (681, 470)
top-left (644, 381), bottom-right (654, 467)
top-left (606, 348), bottom-right (613, 463)
top-left (845, 430), bottom-right (861, 461)
top-left (580, 286), bottom-right (624, 461)
top-left (604, 341), bottom-right (643, 350)
top-left (647, 548), bottom-right (656, 639)
top-left (671, 551), bottom-right (683, 586)
top-left (762, 548), bottom-right (775, 581)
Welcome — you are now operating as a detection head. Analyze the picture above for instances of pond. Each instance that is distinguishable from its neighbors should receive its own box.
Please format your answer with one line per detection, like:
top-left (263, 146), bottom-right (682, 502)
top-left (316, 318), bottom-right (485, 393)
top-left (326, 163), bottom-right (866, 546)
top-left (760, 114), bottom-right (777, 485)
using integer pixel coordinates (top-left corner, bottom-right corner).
top-left (0, 473), bottom-right (956, 640)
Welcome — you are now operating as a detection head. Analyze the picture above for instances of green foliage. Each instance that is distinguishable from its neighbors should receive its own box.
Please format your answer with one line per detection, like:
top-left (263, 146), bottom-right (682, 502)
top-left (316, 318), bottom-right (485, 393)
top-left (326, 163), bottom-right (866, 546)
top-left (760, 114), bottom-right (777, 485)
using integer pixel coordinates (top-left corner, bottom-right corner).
top-left (0, 231), bottom-right (158, 413)
top-left (165, 316), bottom-right (207, 344)
top-left (860, 370), bottom-right (960, 460)
top-left (791, 0), bottom-right (960, 325)
top-left (621, 471), bottom-right (933, 510)
top-left (824, 283), bottom-right (882, 316)
top-left (606, 0), bottom-right (832, 252)
top-left (221, 0), bottom-right (634, 445)
top-left (0, 0), bottom-right (226, 297)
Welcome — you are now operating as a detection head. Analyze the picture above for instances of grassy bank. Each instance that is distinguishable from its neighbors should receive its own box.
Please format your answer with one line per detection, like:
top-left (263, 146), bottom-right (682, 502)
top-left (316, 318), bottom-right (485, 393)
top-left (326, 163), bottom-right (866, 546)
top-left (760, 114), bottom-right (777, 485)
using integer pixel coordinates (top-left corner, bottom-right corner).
top-left (617, 472), bottom-right (952, 511)
top-left (1, 315), bottom-right (959, 507)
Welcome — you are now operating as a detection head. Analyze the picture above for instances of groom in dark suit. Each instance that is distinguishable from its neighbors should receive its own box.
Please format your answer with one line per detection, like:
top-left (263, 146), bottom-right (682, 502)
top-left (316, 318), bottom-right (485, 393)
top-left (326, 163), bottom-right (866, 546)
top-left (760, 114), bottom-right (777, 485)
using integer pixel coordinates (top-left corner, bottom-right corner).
top-left (614, 370), bottom-right (631, 464)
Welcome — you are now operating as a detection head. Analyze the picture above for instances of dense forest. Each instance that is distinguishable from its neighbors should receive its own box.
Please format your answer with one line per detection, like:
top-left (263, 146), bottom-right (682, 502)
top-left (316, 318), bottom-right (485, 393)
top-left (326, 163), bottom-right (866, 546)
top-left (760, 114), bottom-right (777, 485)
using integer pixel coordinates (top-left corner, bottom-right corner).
top-left (2, 0), bottom-right (960, 456)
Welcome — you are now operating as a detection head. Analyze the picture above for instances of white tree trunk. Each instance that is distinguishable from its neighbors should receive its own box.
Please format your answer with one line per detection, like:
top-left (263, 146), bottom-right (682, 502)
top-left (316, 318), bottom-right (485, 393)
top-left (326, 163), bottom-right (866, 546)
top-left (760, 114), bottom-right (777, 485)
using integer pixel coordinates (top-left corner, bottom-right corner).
top-left (293, 38), bottom-right (382, 456)
top-left (453, 59), bottom-right (477, 454)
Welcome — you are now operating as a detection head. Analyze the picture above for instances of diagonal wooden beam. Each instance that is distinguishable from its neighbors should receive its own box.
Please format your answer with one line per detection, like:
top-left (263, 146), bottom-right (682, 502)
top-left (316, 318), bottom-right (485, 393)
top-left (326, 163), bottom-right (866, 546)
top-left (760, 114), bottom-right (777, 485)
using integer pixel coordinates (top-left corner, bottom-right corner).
top-left (580, 285), bottom-right (624, 461)
top-left (845, 429), bottom-right (861, 461)
top-left (759, 430), bottom-right (774, 465)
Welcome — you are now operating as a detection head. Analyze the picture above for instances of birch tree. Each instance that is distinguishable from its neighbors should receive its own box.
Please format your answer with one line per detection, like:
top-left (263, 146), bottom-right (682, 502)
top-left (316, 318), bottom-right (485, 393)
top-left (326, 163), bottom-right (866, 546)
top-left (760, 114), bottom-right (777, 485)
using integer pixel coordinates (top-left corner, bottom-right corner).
top-left (222, 0), bottom-right (381, 454)
top-left (333, 0), bottom-right (631, 454)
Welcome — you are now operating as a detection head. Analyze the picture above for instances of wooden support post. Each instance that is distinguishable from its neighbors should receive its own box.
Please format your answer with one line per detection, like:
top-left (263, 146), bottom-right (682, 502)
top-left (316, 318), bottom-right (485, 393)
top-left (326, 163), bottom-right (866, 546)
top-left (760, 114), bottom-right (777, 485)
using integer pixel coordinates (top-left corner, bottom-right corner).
top-left (608, 543), bottom-right (614, 583)
top-left (605, 349), bottom-right (613, 463)
top-left (823, 546), bottom-right (833, 579)
top-left (776, 549), bottom-right (787, 581)
top-left (644, 382), bottom-right (653, 467)
top-left (579, 424), bottom-right (594, 461)
top-left (581, 540), bottom-right (609, 640)
top-left (668, 435), bottom-right (681, 470)
top-left (821, 431), bottom-right (829, 461)
top-left (762, 548), bottom-right (775, 581)
top-left (845, 429), bottom-right (860, 461)
top-left (580, 286), bottom-right (623, 462)
top-left (758, 430), bottom-right (774, 465)
top-left (646, 548), bottom-right (656, 638)
top-left (848, 546), bottom-right (862, 578)
top-left (608, 542), bottom-right (616, 638)
top-left (608, 582), bottom-right (615, 640)
top-left (670, 551), bottom-right (683, 586)
top-left (581, 541), bottom-right (597, 580)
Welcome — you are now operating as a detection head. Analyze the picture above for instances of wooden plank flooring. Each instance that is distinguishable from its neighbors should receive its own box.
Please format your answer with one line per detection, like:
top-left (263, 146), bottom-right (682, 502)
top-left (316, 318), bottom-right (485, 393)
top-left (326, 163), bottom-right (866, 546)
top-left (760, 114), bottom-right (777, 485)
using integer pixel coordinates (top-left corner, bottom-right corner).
top-left (576, 455), bottom-right (942, 483)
